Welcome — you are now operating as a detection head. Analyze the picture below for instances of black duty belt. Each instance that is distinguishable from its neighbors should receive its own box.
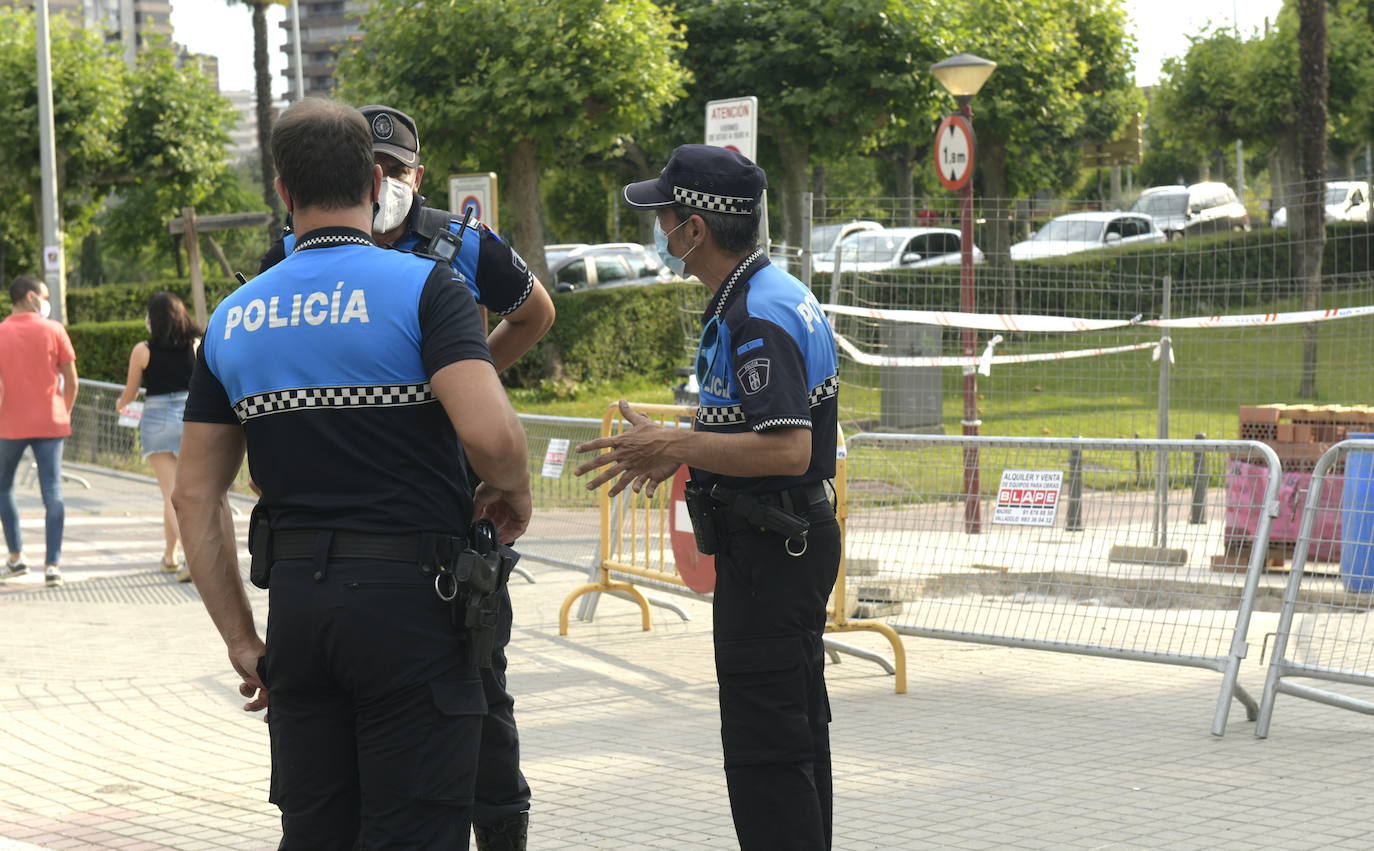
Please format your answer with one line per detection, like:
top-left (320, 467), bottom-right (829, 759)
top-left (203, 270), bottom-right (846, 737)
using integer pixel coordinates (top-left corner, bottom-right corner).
top-left (746, 481), bottom-right (832, 514)
top-left (267, 530), bottom-right (465, 564)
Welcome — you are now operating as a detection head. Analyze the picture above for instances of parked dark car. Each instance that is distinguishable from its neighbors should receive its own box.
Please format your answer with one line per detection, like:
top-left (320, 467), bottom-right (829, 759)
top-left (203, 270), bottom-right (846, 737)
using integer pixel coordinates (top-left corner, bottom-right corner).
top-left (1127, 182), bottom-right (1249, 239)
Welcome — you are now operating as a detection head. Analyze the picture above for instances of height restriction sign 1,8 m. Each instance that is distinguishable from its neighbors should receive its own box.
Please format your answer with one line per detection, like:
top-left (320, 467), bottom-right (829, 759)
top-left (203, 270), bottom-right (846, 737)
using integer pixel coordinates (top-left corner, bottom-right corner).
top-left (934, 113), bottom-right (975, 192)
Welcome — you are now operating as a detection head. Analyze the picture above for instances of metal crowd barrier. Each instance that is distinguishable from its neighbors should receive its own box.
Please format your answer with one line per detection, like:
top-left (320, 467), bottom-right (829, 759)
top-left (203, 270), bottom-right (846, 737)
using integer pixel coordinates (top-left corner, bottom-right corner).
top-left (843, 434), bottom-right (1282, 735)
top-left (1257, 438), bottom-right (1374, 737)
top-left (558, 403), bottom-right (908, 693)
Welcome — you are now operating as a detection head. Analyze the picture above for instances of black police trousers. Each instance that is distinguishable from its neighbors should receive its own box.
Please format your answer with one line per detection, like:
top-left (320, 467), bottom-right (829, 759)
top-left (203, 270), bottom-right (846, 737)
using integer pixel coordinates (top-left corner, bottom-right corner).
top-left (474, 586), bottom-right (531, 826)
top-left (713, 506), bottom-right (841, 851)
top-left (259, 557), bottom-right (486, 850)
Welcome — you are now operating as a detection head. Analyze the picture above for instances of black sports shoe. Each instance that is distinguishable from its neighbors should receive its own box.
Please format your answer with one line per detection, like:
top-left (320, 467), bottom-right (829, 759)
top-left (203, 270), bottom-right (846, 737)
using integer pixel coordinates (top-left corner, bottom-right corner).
top-left (44, 566), bottom-right (63, 588)
top-left (2, 560), bottom-right (27, 581)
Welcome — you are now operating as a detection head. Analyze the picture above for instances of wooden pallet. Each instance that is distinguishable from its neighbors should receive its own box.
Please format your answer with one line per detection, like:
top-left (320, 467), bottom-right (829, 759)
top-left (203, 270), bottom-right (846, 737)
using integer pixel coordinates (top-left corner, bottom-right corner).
top-left (1211, 540), bottom-right (1342, 576)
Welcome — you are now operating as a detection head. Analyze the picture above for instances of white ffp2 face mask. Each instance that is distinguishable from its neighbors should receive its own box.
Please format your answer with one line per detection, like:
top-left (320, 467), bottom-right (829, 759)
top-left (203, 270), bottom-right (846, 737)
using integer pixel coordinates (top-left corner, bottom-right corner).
top-left (373, 177), bottom-right (415, 234)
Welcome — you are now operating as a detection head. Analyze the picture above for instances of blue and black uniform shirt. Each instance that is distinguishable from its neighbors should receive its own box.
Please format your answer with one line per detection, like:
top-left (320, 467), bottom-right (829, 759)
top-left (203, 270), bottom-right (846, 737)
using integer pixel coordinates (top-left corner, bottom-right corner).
top-left (692, 249), bottom-right (839, 494)
top-left (259, 198), bottom-right (536, 316)
top-left (186, 226), bottom-right (492, 534)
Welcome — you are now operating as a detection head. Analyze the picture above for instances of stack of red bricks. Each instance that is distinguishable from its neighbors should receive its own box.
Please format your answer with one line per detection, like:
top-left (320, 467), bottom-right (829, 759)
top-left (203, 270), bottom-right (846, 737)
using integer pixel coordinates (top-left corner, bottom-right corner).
top-left (1239, 404), bottom-right (1374, 470)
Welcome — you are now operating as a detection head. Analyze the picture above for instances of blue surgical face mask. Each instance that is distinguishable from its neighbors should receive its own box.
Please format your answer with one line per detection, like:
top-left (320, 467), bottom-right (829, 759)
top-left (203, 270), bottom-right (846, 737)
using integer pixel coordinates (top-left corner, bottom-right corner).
top-left (654, 217), bottom-right (695, 277)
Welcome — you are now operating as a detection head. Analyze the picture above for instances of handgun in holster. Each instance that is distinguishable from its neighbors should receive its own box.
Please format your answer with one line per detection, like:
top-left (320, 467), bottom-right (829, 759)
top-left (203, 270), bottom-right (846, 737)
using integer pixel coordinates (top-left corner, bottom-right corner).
top-left (449, 518), bottom-right (519, 667)
top-left (683, 481), bottom-right (723, 555)
top-left (248, 502), bottom-right (272, 589)
top-left (709, 486), bottom-right (811, 540)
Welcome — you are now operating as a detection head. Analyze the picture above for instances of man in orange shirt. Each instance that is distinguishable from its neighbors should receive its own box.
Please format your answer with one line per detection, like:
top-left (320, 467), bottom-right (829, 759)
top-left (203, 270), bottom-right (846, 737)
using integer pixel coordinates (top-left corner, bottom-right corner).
top-left (0, 275), bottom-right (78, 587)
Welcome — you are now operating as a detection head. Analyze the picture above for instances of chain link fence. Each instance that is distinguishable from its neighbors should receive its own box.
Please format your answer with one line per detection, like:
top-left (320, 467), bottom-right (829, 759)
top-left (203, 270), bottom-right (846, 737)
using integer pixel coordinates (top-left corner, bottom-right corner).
top-left (1257, 437), bottom-right (1374, 737)
top-left (798, 182), bottom-right (1374, 448)
top-left (844, 433), bottom-right (1282, 735)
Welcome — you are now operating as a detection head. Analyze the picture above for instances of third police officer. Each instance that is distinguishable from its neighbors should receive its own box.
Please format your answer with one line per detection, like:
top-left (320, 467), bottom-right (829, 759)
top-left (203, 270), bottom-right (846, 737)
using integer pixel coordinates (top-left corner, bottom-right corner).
top-left (257, 103), bottom-right (547, 849)
top-left (575, 144), bottom-right (842, 850)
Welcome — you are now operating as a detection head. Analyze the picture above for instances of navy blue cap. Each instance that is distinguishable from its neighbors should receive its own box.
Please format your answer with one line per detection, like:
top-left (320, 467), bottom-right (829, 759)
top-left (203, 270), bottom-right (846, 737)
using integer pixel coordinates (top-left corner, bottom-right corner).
top-left (359, 104), bottom-right (420, 168)
top-left (623, 144), bottom-right (766, 215)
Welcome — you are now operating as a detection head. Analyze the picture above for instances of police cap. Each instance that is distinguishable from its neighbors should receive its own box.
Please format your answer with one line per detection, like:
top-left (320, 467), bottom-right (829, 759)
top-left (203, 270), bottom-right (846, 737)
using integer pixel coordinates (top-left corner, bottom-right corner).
top-left (622, 144), bottom-right (766, 215)
top-left (359, 104), bottom-right (420, 168)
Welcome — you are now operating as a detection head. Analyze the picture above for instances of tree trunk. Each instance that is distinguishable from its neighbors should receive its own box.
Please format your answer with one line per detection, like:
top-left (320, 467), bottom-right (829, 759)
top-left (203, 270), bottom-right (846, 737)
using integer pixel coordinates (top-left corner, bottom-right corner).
top-left (252, 1), bottom-right (281, 236)
top-left (811, 165), bottom-right (827, 223)
top-left (979, 135), bottom-right (1014, 312)
top-left (774, 132), bottom-right (810, 256)
top-left (1296, 0), bottom-right (1327, 399)
top-left (504, 138), bottom-right (548, 285)
top-left (893, 155), bottom-right (915, 227)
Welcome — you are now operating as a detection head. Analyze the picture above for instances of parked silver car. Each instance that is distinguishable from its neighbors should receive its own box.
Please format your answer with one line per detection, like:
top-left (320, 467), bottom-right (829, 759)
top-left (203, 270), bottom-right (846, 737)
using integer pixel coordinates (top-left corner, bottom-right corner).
top-left (1010, 212), bottom-right (1165, 261)
top-left (550, 243), bottom-right (673, 292)
top-left (813, 227), bottom-right (982, 274)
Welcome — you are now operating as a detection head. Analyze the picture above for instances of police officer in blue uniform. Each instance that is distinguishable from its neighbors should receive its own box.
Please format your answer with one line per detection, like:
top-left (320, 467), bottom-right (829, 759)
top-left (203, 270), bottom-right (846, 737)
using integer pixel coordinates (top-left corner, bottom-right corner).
top-left (173, 98), bottom-right (532, 849)
top-left (260, 104), bottom-right (555, 373)
top-left (258, 104), bottom-right (546, 850)
top-left (574, 144), bottom-right (842, 850)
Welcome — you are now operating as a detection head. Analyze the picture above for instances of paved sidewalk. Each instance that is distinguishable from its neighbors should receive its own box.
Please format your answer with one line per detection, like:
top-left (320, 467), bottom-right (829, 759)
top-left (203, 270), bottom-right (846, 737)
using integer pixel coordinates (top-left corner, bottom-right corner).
top-left (1, 468), bottom-right (1373, 849)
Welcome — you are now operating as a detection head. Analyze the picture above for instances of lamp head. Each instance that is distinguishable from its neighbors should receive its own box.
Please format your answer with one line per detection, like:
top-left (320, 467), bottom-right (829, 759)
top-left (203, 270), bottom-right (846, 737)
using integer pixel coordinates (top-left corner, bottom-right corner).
top-left (930, 53), bottom-right (997, 100)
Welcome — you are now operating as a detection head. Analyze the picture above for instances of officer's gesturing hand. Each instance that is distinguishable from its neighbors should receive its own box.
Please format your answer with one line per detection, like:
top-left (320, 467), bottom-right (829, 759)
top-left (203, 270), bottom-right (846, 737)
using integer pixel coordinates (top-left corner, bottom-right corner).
top-left (574, 400), bottom-right (682, 497)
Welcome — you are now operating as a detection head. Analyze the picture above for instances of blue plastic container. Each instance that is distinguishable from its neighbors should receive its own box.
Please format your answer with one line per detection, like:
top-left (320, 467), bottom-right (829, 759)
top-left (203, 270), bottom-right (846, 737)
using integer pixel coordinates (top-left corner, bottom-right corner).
top-left (1340, 433), bottom-right (1374, 592)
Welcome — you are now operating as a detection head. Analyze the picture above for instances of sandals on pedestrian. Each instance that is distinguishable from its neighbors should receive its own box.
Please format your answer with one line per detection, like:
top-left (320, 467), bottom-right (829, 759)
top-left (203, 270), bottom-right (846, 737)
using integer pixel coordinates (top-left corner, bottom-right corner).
top-left (160, 558), bottom-right (180, 573)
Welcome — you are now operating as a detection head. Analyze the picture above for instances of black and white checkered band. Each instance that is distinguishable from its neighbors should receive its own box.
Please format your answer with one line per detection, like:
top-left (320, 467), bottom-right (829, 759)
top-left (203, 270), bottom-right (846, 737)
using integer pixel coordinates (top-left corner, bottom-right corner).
top-left (809, 375), bottom-right (839, 406)
top-left (753, 416), bottom-right (812, 432)
top-left (232, 383), bottom-right (434, 422)
top-left (696, 403), bottom-right (746, 426)
top-left (499, 272), bottom-right (536, 316)
top-left (293, 234), bottom-right (374, 252)
top-left (673, 186), bottom-right (755, 215)
top-left (712, 248), bottom-right (766, 319)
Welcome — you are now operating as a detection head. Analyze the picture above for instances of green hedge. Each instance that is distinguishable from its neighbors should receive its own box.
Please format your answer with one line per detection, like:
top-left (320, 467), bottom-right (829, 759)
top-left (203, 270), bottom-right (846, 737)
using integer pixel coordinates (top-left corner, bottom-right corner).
top-left (504, 283), bottom-right (693, 388)
top-left (0, 278), bottom-right (241, 323)
top-left (69, 283), bottom-right (695, 387)
top-left (68, 320), bottom-right (146, 384)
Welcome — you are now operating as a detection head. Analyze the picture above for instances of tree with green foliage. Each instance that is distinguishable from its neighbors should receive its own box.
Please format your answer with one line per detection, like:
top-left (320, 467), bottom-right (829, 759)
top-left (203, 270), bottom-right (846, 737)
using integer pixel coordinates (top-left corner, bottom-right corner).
top-left (670, 0), bottom-right (930, 250)
top-left (0, 9), bottom-right (126, 275)
top-left (946, 0), bottom-right (1139, 290)
top-left (337, 0), bottom-right (689, 283)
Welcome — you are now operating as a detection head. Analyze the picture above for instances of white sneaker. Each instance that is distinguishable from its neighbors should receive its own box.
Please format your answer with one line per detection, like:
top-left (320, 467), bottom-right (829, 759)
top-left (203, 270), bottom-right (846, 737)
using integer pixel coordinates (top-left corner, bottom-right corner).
top-left (3, 559), bottom-right (27, 581)
top-left (44, 566), bottom-right (63, 588)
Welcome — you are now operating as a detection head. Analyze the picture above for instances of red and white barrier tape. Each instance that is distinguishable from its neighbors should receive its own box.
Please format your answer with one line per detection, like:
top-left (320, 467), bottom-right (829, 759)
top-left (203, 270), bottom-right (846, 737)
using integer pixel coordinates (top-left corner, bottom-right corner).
top-left (823, 303), bottom-right (1374, 332)
top-left (834, 332), bottom-right (1159, 372)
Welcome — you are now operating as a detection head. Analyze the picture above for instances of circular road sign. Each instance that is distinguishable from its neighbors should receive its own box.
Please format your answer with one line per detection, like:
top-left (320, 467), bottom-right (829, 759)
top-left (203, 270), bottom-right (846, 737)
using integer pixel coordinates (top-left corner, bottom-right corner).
top-left (668, 466), bottom-right (715, 593)
top-left (460, 195), bottom-right (482, 220)
top-left (934, 114), bottom-right (975, 192)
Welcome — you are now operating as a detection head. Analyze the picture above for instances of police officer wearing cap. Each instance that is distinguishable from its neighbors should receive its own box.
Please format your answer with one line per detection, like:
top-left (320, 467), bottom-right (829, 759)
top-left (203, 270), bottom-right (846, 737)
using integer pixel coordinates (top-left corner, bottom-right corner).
top-left (260, 104), bottom-right (555, 373)
top-left (173, 97), bottom-right (532, 849)
top-left (574, 144), bottom-right (841, 850)
top-left (258, 103), bottom-right (545, 849)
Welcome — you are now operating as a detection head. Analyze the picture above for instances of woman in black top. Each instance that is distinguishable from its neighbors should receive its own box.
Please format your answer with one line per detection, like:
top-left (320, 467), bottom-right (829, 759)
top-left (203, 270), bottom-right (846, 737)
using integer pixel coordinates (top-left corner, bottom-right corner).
top-left (116, 292), bottom-right (202, 581)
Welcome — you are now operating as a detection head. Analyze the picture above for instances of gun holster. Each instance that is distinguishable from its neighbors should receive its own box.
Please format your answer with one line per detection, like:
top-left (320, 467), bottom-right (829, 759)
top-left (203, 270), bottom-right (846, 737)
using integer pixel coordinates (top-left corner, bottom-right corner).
top-left (445, 518), bottom-right (519, 667)
top-left (711, 487), bottom-right (811, 542)
top-left (683, 481), bottom-right (723, 555)
top-left (248, 502), bottom-right (272, 589)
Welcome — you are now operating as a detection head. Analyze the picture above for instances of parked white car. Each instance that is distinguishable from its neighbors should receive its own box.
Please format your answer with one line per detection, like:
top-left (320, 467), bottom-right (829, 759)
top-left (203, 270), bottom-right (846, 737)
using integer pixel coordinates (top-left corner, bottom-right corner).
top-left (812, 227), bottom-right (982, 274)
top-left (809, 220), bottom-right (883, 273)
top-left (1271, 181), bottom-right (1372, 228)
top-left (1010, 212), bottom-right (1166, 261)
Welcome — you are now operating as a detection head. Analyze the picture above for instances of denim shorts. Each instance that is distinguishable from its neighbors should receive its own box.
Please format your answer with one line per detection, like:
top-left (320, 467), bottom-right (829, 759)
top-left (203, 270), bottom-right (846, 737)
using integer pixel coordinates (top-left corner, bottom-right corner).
top-left (140, 391), bottom-right (188, 459)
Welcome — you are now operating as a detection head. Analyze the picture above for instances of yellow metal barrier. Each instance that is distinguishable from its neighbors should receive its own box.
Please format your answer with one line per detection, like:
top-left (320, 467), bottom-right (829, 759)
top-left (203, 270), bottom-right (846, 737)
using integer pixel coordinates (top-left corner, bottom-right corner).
top-left (558, 402), bottom-right (907, 694)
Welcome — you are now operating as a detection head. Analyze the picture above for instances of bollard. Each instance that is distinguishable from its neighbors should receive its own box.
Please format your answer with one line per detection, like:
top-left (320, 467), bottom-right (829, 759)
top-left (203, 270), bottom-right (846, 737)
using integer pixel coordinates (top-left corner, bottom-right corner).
top-left (1133, 432), bottom-right (1145, 487)
top-left (1190, 431), bottom-right (1208, 524)
top-left (1065, 439), bottom-right (1084, 532)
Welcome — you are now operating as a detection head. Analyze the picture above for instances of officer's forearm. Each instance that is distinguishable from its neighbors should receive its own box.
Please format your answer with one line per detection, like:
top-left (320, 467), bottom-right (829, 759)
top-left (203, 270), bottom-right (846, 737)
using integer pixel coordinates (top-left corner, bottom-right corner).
top-left (178, 493), bottom-right (258, 650)
top-left (668, 427), bottom-right (811, 478)
top-left (486, 319), bottom-right (542, 373)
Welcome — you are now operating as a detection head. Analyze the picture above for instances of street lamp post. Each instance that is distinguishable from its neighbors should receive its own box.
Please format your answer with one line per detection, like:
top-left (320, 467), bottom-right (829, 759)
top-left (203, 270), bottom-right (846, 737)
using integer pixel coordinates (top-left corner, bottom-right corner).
top-left (931, 52), bottom-right (995, 534)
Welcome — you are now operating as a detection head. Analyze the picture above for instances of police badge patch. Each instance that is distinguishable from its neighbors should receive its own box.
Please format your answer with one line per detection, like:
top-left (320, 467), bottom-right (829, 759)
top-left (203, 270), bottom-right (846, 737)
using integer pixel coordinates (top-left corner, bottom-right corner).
top-left (737, 358), bottom-right (770, 395)
top-left (372, 114), bottom-right (394, 140)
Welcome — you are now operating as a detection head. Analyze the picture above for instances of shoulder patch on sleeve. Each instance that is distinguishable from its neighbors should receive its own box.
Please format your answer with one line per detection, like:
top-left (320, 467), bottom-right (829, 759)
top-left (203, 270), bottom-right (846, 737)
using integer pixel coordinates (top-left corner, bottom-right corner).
top-left (736, 338), bottom-right (764, 355)
top-left (736, 358), bottom-right (770, 395)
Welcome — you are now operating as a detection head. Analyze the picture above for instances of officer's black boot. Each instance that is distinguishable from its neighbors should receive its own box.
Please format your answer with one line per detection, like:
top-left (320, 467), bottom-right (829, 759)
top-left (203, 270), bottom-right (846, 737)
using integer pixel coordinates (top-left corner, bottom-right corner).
top-left (473, 811), bottom-right (528, 851)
